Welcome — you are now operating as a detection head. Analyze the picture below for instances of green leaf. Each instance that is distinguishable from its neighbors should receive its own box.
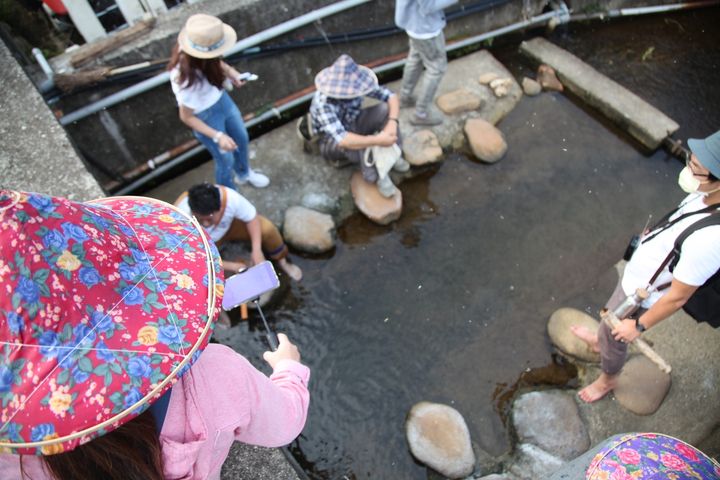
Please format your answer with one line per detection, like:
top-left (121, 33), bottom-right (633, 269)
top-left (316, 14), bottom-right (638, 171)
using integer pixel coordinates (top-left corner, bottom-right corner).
top-left (71, 243), bottom-right (84, 257)
top-left (57, 370), bottom-right (70, 385)
top-left (105, 372), bottom-right (113, 386)
top-left (78, 357), bottom-right (93, 372)
top-left (94, 364), bottom-right (108, 375)
top-left (109, 363), bottom-right (122, 374)
top-left (33, 269), bottom-right (49, 283)
top-left (11, 293), bottom-right (20, 310)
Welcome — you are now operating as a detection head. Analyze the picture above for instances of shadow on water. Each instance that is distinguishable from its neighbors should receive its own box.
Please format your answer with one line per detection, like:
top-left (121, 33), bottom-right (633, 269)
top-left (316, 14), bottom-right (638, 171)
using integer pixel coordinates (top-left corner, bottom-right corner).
top-left (214, 9), bottom-right (720, 479)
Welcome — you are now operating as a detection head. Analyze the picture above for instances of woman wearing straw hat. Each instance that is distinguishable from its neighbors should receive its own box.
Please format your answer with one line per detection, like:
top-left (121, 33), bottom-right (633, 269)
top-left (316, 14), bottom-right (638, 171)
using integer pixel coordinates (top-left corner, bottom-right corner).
top-left (168, 14), bottom-right (270, 189)
top-left (309, 54), bottom-right (410, 198)
top-left (0, 190), bottom-right (310, 479)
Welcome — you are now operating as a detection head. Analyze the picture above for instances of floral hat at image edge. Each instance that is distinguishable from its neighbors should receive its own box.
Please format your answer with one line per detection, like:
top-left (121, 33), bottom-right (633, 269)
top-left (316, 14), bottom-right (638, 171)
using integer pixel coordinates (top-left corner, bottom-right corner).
top-left (0, 190), bottom-right (224, 455)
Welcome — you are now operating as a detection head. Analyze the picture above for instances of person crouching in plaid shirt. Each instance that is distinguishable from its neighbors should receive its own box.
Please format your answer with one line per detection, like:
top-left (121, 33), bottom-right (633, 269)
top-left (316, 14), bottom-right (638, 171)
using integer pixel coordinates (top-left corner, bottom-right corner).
top-left (310, 54), bottom-right (410, 198)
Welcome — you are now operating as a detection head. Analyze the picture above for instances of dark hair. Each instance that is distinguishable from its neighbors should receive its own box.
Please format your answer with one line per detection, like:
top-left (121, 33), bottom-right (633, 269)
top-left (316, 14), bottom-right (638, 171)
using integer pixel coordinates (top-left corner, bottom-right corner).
top-left (37, 410), bottom-right (163, 480)
top-left (188, 183), bottom-right (221, 215)
top-left (167, 43), bottom-right (225, 90)
top-left (709, 172), bottom-right (719, 182)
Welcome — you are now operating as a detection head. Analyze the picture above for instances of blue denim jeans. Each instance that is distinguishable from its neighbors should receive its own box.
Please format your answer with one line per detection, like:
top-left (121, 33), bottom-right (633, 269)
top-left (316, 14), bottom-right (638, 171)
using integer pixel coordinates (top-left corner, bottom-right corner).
top-left (193, 91), bottom-right (250, 188)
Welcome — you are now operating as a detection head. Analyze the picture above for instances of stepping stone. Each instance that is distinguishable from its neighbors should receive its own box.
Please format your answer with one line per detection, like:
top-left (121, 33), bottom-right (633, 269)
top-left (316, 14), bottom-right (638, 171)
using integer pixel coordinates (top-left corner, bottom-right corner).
top-left (403, 130), bottom-right (443, 166)
top-left (614, 355), bottom-right (671, 415)
top-left (406, 401), bottom-right (476, 479)
top-left (513, 390), bottom-right (590, 460)
top-left (537, 64), bottom-right (564, 92)
top-left (464, 118), bottom-right (507, 163)
top-left (437, 88), bottom-right (483, 115)
top-left (522, 77), bottom-right (541, 96)
top-left (350, 172), bottom-right (402, 225)
top-left (283, 206), bottom-right (336, 254)
top-left (478, 72), bottom-right (500, 85)
top-left (547, 308), bottom-right (601, 362)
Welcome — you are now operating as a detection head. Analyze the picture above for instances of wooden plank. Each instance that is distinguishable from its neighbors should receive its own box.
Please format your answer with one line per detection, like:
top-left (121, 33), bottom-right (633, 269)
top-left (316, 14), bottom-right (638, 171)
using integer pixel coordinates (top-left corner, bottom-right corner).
top-left (520, 37), bottom-right (679, 150)
top-left (71, 17), bottom-right (156, 68)
top-left (63, 0), bottom-right (107, 44)
top-left (142, 0), bottom-right (168, 16)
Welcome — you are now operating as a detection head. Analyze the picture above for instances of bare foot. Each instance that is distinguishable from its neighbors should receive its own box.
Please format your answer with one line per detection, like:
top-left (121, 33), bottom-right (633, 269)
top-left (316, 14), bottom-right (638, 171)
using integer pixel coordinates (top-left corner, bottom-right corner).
top-left (278, 258), bottom-right (303, 282)
top-left (570, 325), bottom-right (600, 353)
top-left (578, 374), bottom-right (617, 403)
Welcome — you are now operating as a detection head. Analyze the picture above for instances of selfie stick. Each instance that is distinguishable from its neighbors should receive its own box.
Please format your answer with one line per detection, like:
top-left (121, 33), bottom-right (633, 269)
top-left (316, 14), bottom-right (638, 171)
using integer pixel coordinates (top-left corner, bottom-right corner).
top-left (253, 299), bottom-right (278, 351)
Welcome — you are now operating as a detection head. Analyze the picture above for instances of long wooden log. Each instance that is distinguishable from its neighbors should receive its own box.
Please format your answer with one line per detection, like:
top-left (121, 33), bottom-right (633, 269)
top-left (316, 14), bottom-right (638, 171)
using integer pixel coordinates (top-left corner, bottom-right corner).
top-left (601, 309), bottom-right (672, 374)
top-left (71, 18), bottom-right (156, 68)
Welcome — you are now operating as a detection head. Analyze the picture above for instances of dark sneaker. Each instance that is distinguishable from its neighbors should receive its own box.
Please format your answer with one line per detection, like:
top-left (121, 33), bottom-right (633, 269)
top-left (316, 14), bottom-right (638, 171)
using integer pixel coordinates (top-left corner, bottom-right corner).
top-left (410, 110), bottom-right (444, 126)
top-left (400, 95), bottom-right (416, 108)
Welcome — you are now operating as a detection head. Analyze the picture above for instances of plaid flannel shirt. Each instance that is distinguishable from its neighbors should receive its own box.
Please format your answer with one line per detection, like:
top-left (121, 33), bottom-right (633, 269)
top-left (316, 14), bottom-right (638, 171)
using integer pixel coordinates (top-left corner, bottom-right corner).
top-left (310, 86), bottom-right (393, 145)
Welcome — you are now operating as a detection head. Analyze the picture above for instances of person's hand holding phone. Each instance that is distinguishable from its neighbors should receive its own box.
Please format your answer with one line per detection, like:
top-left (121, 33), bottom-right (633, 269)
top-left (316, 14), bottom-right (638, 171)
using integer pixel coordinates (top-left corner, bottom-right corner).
top-left (263, 333), bottom-right (300, 368)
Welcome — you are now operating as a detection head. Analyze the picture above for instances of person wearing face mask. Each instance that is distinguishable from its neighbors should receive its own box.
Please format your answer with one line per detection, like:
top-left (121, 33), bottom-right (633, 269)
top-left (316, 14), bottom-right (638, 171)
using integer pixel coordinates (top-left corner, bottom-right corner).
top-left (571, 130), bottom-right (720, 403)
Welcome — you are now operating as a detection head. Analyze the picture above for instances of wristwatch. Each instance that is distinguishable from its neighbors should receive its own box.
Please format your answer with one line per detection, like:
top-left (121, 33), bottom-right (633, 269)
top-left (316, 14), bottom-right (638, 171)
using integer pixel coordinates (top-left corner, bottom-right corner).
top-left (635, 318), bottom-right (647, 333)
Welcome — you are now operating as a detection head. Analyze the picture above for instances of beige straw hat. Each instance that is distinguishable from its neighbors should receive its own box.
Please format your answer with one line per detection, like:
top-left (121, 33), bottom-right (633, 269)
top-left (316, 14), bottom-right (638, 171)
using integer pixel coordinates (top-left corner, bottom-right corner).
top-left (178, 14), bottom-right (237, 59)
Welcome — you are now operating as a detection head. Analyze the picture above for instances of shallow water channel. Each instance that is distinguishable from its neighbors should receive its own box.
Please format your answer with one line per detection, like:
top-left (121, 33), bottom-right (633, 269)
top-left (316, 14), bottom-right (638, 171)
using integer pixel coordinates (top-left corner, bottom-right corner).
top-left (214, 10), bottom-right (720, 479)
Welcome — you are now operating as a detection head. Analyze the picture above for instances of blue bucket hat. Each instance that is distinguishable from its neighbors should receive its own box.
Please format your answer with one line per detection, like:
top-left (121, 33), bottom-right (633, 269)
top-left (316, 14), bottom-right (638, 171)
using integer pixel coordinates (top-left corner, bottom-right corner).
top-left (314, 54), bottom-right (378, 99)
top-left (688, 130), bottom-right (720, 179)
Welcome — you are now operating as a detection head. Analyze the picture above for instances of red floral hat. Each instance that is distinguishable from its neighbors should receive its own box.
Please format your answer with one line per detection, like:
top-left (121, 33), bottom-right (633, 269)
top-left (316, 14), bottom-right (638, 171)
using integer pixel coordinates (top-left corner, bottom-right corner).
top-left (0, 190), bottom-right (224, 455)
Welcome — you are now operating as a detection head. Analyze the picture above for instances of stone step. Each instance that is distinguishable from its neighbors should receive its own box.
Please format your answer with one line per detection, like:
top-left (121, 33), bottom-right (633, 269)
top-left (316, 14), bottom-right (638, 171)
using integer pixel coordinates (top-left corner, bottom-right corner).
top-left (519, 37), bottom-right (679, 150)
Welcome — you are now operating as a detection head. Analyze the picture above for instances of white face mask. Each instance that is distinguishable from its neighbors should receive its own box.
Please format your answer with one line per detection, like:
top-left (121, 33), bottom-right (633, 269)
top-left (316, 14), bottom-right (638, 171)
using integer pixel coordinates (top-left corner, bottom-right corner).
top-left (678, 166), bottom-right (720, 196)
top-left (678, 166), bottom-right (703, 193)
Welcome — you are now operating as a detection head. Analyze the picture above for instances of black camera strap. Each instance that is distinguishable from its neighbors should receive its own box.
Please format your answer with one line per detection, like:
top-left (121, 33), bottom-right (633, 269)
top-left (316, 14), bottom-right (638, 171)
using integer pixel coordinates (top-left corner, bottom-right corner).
top-left (641, 203), bottom-right (720, 245)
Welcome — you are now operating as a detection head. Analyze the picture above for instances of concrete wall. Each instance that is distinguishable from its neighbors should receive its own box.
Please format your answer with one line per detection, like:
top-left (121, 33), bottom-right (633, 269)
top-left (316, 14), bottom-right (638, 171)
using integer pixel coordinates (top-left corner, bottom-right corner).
top-left (0, 38), bottom-right (103, 200)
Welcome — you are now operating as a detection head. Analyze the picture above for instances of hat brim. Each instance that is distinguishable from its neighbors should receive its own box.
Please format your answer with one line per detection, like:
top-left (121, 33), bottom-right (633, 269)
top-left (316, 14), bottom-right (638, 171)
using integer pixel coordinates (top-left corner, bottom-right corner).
top-left (178, 23), bottom-right (237, 59)
top-left (0, 195), bottom-right (223, 455)
top-left (315, 64), bottom-right (379, 99)
top-left (688, 137), bottom-right (720, 179)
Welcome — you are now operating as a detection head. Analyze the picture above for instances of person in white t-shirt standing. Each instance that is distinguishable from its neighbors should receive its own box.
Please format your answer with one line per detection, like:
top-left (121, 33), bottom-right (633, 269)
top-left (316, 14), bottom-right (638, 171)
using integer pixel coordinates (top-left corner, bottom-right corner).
top-left (168, 14), bottom-right (269, 189)
top-left (176, 183), bottom-right (302, 281)
top-left (395, 0), bottom-right (457, 126)
top-left (572, 130), bottom-right (720, 403)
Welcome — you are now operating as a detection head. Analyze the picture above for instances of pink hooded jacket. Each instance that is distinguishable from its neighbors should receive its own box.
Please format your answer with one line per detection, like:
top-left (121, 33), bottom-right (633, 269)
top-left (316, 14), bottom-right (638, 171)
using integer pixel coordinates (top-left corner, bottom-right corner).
top-left (0, 343), bottom-right (311, 480)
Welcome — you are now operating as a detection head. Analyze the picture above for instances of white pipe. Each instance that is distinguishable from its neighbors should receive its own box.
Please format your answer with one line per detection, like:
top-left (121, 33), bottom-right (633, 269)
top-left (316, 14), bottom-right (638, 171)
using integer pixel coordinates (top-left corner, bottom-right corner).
top-left (33, 48), bottom-right (54, 78)
top-left (59, 0), bottom-right (372, 126)
top-left (570, 0), bottom-right (719, 20)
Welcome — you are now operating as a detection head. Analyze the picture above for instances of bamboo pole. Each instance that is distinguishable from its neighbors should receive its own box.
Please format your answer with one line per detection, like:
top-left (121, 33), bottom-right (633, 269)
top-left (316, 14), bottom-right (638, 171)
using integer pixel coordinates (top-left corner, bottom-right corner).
top-left (601, 309), bottom-right (672, 374)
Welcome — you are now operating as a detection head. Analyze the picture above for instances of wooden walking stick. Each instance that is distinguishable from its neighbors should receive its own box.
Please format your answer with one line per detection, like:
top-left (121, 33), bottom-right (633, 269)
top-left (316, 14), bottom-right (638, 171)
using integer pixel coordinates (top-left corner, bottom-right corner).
top-left (601, 287), bottom-right (672, 374)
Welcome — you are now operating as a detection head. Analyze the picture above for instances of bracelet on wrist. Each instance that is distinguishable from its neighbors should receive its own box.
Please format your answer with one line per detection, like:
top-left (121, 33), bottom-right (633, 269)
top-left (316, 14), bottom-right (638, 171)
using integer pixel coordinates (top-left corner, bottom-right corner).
top-left (388, 118), bottom-right (399, 124)
top-left (213, 131), bottom-right (223, 143)
top-left (635, 318), bottom-right (647, 333)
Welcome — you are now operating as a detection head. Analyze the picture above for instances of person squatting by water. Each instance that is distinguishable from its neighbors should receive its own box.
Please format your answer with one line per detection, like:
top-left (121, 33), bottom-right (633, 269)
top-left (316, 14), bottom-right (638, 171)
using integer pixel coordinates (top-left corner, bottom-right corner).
top-left (395, 0), bottom-right (457, 126)
top-left (310, 54), bottom-right (411, 198)
top-left (168, 14), bottom-right (270, 189)
top-left (175, 183), bottom-right (302, 281)
top-left (0, 190), bottom-right (310, 480)
top-left (572, 130), bottom-right (720, 403)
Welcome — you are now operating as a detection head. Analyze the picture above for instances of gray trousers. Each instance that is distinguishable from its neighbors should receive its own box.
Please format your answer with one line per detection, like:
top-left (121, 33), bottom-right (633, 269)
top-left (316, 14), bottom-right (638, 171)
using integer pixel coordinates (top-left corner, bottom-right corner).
top-left (319, 103), bottom-right (401, 183)
top-left (400, 32), bottom-right (448, 114)
top-left (598, 280), bottom-right (648, 375)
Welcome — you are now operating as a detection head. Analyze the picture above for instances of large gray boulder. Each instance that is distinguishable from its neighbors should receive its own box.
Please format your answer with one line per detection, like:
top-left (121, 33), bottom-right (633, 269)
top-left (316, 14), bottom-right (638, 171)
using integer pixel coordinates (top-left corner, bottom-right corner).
top-left (513, 390), bottom-right (590, 460)
top-left (406, 402), bottom-right (476, 479)
top-left (507, 443), bottom-right (564, 480)
top-left (282, 206), bottom-right (336, 254)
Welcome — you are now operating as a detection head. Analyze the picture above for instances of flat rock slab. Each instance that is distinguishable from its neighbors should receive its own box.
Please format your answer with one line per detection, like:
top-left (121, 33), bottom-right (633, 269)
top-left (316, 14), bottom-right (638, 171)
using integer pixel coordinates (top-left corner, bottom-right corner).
top-left (283, 205), bottom-right (336, 254)
top-left (403, 130), bottom-right (443, 166)
top-left (513, 390), bottom-right (590, 460)
top-left (548, 308), bottom-right (601, 362)
top-left (520, 37), bottom-right (679, 150)
top-left (406, 402), bottom-right (476, 479)
top-left (437, 88), bottom-right (483, 115)
top-left (350, 172), bottom-right (402, 225)
top-left (614, 355), bottom-right (671, 415)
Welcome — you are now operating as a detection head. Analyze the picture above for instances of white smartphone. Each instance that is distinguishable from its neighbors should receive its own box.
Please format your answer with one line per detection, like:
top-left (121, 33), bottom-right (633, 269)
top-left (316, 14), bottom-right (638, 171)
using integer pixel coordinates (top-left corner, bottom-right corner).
top-left (236, 72), bottom-right (258, 82)
top-left (222, 261), bottom-right (279, 311)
